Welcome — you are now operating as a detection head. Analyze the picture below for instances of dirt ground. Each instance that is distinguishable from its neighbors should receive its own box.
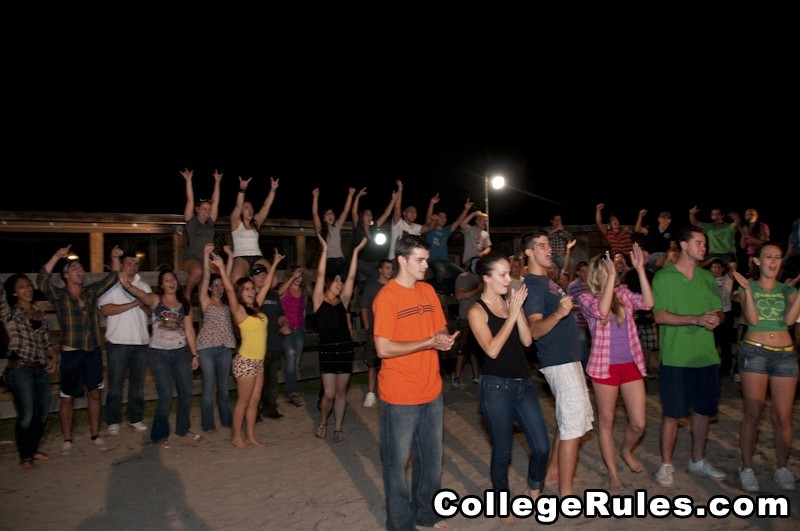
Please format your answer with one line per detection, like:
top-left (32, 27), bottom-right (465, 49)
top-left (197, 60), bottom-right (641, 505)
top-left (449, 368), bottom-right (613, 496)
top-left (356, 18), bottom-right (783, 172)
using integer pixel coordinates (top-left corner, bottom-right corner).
top-left (1, 372), bottom-right (798, 531)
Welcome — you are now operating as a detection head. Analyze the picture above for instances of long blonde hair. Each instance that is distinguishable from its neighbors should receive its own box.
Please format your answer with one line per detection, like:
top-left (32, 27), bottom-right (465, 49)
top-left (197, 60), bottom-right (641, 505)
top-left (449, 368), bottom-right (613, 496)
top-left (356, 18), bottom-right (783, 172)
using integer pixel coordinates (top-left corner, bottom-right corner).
top-left (586, 253), bottom-right (625, 326)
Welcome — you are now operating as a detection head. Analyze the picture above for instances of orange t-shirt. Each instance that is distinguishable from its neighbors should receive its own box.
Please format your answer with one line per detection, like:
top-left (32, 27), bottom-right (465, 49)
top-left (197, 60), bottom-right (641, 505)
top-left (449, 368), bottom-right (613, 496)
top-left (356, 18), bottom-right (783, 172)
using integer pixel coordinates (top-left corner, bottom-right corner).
top-left (373, 279), bottom-right (446, 405)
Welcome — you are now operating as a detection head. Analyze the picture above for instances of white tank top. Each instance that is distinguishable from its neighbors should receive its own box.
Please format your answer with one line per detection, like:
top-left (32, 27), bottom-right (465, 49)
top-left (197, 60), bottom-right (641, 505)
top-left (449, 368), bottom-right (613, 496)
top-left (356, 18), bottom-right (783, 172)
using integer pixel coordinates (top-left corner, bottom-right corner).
top-left (232, 223), bottom-right (263, 257)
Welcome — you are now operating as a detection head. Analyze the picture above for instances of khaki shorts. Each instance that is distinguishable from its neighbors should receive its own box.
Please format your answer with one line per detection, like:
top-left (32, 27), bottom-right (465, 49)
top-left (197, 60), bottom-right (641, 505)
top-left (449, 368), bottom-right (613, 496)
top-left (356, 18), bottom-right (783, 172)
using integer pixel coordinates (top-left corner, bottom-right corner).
top-left (541, 361), bottom-right (594, 440)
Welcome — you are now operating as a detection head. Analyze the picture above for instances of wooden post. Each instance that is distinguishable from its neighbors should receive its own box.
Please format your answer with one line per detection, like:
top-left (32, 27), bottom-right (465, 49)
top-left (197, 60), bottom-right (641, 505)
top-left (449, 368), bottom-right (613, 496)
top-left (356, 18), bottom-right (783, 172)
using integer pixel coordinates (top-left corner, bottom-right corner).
top-left (89, 232), bottom-right (104, 272)
top-left (295, 234), bottom-right (306, 267)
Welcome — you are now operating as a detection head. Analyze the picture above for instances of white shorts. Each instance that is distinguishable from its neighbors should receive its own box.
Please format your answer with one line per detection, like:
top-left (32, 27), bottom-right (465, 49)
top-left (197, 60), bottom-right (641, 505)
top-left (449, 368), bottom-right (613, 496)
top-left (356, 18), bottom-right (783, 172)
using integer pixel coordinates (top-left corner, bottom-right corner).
top-left (541, 361), bottom-right (594, 440)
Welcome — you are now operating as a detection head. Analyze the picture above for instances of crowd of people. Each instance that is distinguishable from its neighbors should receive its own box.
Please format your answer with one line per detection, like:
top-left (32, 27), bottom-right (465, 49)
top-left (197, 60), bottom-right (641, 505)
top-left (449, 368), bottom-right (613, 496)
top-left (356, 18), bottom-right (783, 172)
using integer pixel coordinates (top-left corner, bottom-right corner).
top-left (2, 168), bottom-right (799, 530)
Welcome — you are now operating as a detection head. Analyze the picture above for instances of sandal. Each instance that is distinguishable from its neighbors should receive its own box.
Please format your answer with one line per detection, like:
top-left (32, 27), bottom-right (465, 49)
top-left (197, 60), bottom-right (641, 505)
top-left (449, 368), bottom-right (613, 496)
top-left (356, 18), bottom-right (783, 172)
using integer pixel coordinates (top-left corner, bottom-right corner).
top-left (160, 440), bottom-right (171, 449)
top-left (187, 431), bottom-right (201, 441)
top-left (315, 424), bottom-right (327, 439)
top-left (33, 452), bottom-right (49, 461)
top-left (334, 430), bottom-right (345, 443)
top-left (20, 458), bottom-right (35, 471)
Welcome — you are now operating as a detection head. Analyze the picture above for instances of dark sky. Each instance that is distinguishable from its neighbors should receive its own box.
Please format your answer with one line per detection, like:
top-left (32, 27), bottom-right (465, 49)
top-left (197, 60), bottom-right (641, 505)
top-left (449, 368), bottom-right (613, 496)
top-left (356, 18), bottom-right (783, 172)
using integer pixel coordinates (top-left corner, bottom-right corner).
top-left (4, 120), bottom-right (797, 247)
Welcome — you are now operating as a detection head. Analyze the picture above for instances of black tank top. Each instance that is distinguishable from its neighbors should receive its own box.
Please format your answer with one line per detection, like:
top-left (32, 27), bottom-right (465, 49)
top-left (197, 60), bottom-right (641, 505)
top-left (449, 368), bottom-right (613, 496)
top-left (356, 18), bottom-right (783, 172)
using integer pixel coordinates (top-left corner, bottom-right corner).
top-left (475, 299), bottom-right (531, 379)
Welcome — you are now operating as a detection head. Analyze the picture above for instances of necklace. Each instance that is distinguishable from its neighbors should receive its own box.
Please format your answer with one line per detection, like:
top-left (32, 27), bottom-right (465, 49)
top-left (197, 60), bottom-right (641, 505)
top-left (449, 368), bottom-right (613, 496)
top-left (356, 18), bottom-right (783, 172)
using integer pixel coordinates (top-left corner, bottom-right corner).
top-left (480, 295), bottom-right (503, 307)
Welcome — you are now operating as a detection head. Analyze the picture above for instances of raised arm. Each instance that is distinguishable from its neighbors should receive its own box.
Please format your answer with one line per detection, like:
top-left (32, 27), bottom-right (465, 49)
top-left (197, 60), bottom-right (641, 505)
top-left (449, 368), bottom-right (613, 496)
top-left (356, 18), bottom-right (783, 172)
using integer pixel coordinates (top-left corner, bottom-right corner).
top-left (312, 233), bottom-right (328, 311)
top-left (630, 243), bottom-right (654, 309)
top-left (450, 198), bottom-right (474, 232)
top-left (688, 205), bottom-right (702, 228)
top-left (253, 177), bottom-right (279, 226)
top-left (255, 248), bottom-right (284, 308)
top-left (351, 187), bottom-right (368, 226)
top-left (340, 237), bottom-right (367, 306)
top-left (392, 180), bottom-right (403, 224)
top-left (311, 188), bottom-right (322, 232)
top-left (729, 211), bottom-right (741, 231)
top-left (199, 243), bottom-right (215, 310)
top-left (374, 190), bottom-right (398, 227)
top-left (230, 176), bottom-right (252, 231)
top-left (209, 252), bottom-right (244, 322)
top-left (597, 251), bottom-right (617, 319)
top-left (595, 203), bottom-right (608, 235)
top-left (336, 187), bottom-right (356, 227)
top-left (209, 169), bottom-right (222, 222)
top-left (460, 210), bottom-right (478, 231)
top-left (181, 168), bottom-right (195, 221)
top-left (634, 209), bottom-right (648, 235)
top-left (278, 266), bottom-right (304, 296)
top-left (424, 193), bottom-right (439, 229)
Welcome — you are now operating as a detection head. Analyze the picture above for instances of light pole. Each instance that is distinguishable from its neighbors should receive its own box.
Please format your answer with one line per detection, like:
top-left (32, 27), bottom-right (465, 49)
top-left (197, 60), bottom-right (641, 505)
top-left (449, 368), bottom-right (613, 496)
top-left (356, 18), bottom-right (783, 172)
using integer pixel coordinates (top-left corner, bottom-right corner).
top-left (484, 174), bottom-right (505, 231)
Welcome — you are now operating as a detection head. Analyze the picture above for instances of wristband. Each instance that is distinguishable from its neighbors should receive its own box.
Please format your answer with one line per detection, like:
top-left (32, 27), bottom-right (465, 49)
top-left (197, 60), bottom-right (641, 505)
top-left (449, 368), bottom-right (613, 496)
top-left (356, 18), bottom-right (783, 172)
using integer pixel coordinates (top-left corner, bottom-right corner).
top-left (239, 188), bottom-right (247, 193)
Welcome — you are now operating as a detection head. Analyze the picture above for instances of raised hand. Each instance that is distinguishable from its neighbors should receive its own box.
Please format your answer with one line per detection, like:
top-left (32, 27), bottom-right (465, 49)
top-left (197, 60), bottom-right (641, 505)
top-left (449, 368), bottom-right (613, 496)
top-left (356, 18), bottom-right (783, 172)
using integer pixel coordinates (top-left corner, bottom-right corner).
top-left (312, 188), bottom-right (320, 198)
top-left (601, 250), bottom-right (616, 279)
top-left (630, 243), bottom-right (645, 270)
top-left (212, 169), bottom-right (223, 183)
top-left (353, 236), bottom-right (368, 254)
top-left (464, 198), bottom-right (474, 210)
top-left (270, 177), bottom-right (279, 190)
top-left (357, 187), bottom-right (367, 198)
top-left (238, 176), bottom-right (252, 189)
top-left (272, 247), bottom-right (285, 266)
top-left (180, 168), bottom-right (193, 181)
top-left (55, 245), bottom-right (72, 260)
top-left (430, 193), bottom-right (440, 204)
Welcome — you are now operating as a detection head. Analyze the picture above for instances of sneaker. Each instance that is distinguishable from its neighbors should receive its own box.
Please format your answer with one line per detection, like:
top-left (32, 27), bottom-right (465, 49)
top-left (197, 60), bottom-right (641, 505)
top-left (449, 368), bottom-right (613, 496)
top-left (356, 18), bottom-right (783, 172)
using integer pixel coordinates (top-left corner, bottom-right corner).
top-left (61, 440), bottom-right (72, 455)
top-left (687, 459), bottom-right (726, 480)
top-left (774, 467), bottom-right (797, 491)
top-left (472, 377), bottom-right (480, 385)
top-left (107, 423), bottom-right (120, 436)
top-left (655, 463), bottom-right (674, 487)
top-left (733, 373), bottom-right (741, 383)
top-left (128, 421), bottom-right (148, 432)
top-left (363, 392), bottom-right (377, 408)
top-left (92, 437), bottom-right (108, 452)
top-left (451, 376), bottom-right (461, 388)
top-left (739, 467), bottom-right (760, 492)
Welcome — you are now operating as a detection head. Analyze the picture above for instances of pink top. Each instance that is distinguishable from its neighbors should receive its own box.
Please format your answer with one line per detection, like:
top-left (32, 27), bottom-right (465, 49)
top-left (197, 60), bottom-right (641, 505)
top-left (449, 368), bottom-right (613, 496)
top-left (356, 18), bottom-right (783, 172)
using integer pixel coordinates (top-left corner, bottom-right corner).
top-left (281, 290), bottom-right (307, 329)
top-left (578, 287), bottom-right (650, 380)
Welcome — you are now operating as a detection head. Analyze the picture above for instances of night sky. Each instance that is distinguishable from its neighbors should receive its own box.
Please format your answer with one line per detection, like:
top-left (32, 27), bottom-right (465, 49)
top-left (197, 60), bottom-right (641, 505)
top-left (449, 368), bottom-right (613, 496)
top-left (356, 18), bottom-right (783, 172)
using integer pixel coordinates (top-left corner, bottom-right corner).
top-left (3, 119), bottom-right (797, 248)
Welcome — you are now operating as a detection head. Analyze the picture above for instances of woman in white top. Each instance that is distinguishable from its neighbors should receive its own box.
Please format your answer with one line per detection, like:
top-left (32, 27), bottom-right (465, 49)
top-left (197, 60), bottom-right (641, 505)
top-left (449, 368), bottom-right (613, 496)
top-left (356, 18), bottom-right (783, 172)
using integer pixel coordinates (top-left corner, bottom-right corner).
top-left (312, 186), bottom-right (355, 280)
top-left (230, 176), bottom-right (278, 284)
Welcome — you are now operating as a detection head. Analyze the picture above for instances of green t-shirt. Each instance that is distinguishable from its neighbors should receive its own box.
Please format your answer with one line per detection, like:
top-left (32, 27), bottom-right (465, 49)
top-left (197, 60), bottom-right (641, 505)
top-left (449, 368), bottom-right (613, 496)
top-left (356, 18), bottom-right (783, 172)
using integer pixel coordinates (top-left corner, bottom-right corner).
top-left (739, 281), bottom-right (797, 333)
top-left (652, 263), bottom-right (722, 368)
top-left (701, 222), bottom-right (737, 255)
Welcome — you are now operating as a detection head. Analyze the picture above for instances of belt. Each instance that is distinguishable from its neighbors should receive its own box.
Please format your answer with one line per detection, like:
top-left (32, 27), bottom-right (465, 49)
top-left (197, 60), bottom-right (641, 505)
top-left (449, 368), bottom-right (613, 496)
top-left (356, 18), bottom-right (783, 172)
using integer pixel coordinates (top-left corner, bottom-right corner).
top-left (6, 359), bottom-right (46, 369)
top-left (742, 339), bottom-right (795, 353)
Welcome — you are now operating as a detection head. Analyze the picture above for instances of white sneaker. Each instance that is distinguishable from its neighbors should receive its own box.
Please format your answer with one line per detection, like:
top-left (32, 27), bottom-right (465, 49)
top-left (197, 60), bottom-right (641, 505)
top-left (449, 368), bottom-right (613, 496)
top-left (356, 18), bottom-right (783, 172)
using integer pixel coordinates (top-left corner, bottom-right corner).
top-left (92, 437), bottom-right (108, 452)
top-left (774, 467), bottom-right (797, 491)
top-left (733, 373), bottom-right (741, 383)
top-left (655, 463), bottom-right (674, 487)
top-left (739, 467), bottom-right (760, 492)
top-left (107, 423), bottom-right (120, 436)
top-left (61, 440), bottom-right (72, 455)
top-left (128, 421), bottom-right (148, 432)
top-left (451, 376), bottom-right (461, 388)
top-left (472, 377), bottom-right (480, 385)
top-left (687, 459), bottom-right (726, 479)
top-left (363, 392), bottom-right (377, 408)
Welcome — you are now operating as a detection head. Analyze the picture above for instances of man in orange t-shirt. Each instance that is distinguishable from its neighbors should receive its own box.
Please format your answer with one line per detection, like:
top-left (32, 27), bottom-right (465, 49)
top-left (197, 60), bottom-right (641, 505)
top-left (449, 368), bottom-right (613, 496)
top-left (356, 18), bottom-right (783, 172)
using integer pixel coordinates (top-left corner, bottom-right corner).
top-left (374, 234), bottom-right (458, 531)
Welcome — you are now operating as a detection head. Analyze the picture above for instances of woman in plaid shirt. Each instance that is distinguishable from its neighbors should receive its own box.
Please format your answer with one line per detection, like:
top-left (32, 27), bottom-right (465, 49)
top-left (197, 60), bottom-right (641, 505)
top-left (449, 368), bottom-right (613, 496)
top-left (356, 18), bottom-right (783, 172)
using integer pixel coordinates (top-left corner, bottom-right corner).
top-left (1, 274), bottom-right (58, 469)
top-left (577, 243), bottom-right (653, 490)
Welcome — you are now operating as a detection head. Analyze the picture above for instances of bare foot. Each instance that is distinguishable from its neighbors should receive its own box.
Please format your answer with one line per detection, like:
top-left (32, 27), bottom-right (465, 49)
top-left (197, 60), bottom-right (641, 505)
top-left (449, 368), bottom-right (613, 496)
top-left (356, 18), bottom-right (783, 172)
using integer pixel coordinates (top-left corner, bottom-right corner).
top-left (230, 438), bottom-right (247, 450)
top-left (608, 477), bottom-right (625, 491)
top-left (432, 521), bottom-right (449, 530)
top-left (501, 514), bottom-right (517, 526)
top-left (246, 438), bottom-right (263, 448)
top-left (20, 460), bottom-right (35, 471)
top-left (544, 474), bottom-right (559, 489)
top-left (620, 450), bottom-right (644, 473)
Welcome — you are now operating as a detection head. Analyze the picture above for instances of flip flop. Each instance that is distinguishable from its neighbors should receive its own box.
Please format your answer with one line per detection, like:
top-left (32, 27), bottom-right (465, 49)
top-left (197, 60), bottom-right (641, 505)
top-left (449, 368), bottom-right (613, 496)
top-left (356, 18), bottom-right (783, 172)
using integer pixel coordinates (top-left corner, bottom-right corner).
top-left (33, 452), bottom-right (49, 461)
top-left (315, 424), bottom-right (327, 439)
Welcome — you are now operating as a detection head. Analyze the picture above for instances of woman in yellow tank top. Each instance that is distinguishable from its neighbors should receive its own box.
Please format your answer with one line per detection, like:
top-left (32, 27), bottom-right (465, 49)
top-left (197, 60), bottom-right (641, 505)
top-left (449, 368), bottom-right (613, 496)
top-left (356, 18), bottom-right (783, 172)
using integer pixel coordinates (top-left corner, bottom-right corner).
top-left (210, 246), bottom-right (283, 449)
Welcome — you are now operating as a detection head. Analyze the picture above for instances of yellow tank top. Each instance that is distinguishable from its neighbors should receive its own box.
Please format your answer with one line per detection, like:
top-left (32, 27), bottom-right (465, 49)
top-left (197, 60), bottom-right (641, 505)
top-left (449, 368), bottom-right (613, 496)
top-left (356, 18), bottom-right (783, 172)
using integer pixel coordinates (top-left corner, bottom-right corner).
top-left (238, 314), bottom-right (267, 360)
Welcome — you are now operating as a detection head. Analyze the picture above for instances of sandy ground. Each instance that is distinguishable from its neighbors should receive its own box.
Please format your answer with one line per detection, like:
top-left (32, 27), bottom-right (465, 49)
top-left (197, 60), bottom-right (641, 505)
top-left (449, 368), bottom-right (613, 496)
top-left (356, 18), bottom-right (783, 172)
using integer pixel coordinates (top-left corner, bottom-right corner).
top-left (1, 373), bottom-right (798, 531)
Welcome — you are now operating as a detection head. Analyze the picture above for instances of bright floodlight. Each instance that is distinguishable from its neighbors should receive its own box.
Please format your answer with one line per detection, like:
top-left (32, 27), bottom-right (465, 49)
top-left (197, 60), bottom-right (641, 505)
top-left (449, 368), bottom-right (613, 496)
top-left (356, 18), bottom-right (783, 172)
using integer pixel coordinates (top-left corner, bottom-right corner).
top-left (375, 232), bottom-right (387, 245)
top-left (490, 175), bottom-right (505, 190)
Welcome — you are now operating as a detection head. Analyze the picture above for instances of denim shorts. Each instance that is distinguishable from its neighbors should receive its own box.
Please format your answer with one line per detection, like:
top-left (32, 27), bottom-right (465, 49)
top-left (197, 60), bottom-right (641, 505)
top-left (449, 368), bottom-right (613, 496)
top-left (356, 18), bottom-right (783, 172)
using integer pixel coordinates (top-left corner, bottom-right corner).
top-left (738, 341), bottom-right (798, 377)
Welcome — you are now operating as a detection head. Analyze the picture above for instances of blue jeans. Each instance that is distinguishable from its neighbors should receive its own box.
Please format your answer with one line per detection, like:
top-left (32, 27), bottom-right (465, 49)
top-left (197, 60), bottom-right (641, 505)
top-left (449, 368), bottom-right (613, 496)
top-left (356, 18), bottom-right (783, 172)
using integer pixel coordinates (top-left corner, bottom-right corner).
top-left (147, 346), bottom-right (194, 443)
top-left (105, 341), bottom-right (148, 426)
top-left (380, 393), bottom-right (443, 531)
top-left (429, 259), bottom-right (464, 294)
top-left (198, 346), bottom-right (233, 431)
top-left (479, 375), bottom-right (550, 491)
top-left (5, 366), bottom-right (51, 462)
top-left (281, 328), bottom-right (306, 397)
